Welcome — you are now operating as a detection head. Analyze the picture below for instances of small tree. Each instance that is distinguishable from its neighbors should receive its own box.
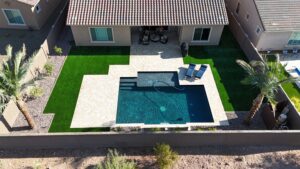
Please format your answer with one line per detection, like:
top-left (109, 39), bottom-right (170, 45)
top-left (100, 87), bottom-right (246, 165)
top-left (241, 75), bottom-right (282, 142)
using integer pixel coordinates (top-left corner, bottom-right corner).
top-left (96, 149), bottom-right (136, 169)
top-left (154, 143), bottom-right (178, 169)
top-left (0, 44), bottom-right (36, 129)
top-left (237, 56), bottom-right (298, 125)
top-left (53, 45), bottom-right (63, 56)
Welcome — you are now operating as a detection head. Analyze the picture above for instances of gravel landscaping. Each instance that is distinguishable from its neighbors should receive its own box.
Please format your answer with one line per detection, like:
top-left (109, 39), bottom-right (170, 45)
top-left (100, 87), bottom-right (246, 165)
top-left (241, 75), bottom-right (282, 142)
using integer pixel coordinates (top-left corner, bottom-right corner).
top-left (0, 146), bottom-right (299, 169)
top-left (11, 29), bottom-right (71, 133)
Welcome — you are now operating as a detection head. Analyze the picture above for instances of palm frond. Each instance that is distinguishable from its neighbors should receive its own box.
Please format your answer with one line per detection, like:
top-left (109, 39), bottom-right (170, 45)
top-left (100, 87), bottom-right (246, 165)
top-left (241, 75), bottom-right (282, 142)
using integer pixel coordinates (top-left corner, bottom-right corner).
top-left (0, 44), bottom-right (33, 99)
top-left (236, 59), bottom-right (255, 75)
top-left (277, 77), bottom-right (300, 85)
top-left (0, 92), bottom-right (9, 115)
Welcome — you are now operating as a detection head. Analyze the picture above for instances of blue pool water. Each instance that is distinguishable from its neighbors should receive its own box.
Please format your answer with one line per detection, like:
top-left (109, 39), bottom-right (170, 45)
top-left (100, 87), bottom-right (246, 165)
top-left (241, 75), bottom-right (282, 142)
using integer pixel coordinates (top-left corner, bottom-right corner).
top-left (116, 72), bottom-right (213, 124)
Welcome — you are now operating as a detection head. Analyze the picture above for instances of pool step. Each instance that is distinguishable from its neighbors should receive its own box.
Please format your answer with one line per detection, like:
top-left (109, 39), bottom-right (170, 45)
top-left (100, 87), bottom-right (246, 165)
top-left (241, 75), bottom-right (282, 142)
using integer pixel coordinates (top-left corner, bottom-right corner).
top-left (120, 82), bottom-right (136, 87)
top-left (120, 86), bottom-right (134, 90)
top-left (120, 77), bottom-right (137, 83)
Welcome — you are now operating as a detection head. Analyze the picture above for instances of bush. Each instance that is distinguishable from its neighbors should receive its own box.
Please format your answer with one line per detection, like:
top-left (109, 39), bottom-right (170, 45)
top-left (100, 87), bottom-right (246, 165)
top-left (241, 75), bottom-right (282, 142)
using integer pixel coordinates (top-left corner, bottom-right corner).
top-left (96, 149), bottom-right (136, 169)
top-left (44, 62), bottom-right (54, 76)
top-left (29, 86), bottom-right (44, 99)
top-left (154, 143), bottom-right (178, 169)
top-left (53, 45), bottom-right (63, 55)
top-left (291, 97), bottom-right (300, 112)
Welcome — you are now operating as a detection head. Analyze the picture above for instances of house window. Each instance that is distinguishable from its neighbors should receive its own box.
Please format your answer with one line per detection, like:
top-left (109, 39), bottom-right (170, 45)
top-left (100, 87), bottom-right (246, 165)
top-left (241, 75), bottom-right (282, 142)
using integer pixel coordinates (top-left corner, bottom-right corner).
top-left (256, 26), bottom-right (261, 35)
top-left (36, 4), bottom-right (42, 14)
top-left (288, 32), bottom-right (300, 45)
top-left (193, 28), bottom-right (211, 41)
top-left (90, 27), bottom-right (113, 42)
top-left (2, 9), bottom-right (25, 25)
top-left (236, 2), bottom-right (240, 14)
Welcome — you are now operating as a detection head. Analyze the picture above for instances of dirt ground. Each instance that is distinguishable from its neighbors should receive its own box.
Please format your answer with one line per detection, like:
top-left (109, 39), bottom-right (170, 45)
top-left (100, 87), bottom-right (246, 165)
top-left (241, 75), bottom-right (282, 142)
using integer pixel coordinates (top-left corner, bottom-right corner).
top-left (0, 146), bottom-right (299, 169)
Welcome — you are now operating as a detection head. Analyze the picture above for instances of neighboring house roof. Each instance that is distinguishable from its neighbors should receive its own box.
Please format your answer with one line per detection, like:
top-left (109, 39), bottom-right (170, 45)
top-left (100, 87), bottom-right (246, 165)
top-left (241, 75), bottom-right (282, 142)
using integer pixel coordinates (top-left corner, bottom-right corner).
top-left (17, 0), bottom-right (39, 6)
top-left (254, 0), bottom-right (300, 32)
top-left (67, 0), bottom-right (229, 26)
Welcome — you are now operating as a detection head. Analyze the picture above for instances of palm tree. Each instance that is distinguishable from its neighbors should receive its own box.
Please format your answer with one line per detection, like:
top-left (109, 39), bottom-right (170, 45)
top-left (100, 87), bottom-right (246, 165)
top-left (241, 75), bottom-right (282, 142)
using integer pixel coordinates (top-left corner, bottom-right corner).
top-left (236, 56), bottom-right (297, 125)
top-left (0, 44), bottom-right (36, 129)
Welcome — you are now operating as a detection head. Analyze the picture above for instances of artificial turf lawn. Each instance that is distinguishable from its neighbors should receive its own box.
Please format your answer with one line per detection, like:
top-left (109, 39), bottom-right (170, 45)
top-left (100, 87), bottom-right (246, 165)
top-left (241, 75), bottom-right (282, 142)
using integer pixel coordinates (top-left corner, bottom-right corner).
top-left (183, 27), bottom-right (258, 111)
top-left (44, 46), bottom-right (130, 132)
top-left (266, 54), bottom-right (300, 111)
top-left (282, 82), bottom-right (300, 111)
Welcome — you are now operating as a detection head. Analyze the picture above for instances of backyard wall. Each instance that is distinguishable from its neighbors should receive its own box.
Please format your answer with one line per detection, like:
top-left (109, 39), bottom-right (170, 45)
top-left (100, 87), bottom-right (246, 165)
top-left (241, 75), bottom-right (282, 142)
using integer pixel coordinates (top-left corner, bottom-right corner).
top-left (71, 26), bottom-right (131, 46)
top-left (224, 0), bottom-right (264, 47)
top-left (1, 131), bottom-right (300, 150)
top-left (227, 10), bottom-right (300, 129)
top-left (179, 25), bottom-right (224, 46)
top-left (256, 31), bottom-right (297, 51)
top-left (0, 1), bottom-right (34, 30)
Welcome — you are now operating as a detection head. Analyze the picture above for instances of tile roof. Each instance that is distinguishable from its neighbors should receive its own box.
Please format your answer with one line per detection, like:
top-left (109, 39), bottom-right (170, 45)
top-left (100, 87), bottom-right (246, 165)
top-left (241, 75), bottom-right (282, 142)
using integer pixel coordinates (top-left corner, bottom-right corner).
top-left (254, 0), bottom-right (300, 32)
top-left (67, 0), bottom-right (229, 26)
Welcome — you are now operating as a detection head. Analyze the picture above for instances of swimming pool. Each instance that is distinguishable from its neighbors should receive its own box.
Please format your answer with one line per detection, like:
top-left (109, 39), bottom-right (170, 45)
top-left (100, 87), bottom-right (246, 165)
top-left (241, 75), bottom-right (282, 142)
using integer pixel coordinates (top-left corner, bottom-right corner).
top-left (116, 72), bottom-right (213, 125)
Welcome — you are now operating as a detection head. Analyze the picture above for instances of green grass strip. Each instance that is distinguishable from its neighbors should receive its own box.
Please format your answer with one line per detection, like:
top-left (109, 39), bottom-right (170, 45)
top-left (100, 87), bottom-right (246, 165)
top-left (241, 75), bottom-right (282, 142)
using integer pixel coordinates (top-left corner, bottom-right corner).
top-left (44, 46), bottom-right (130, 132)
top-left (183, 27), bottom-right (258, 111)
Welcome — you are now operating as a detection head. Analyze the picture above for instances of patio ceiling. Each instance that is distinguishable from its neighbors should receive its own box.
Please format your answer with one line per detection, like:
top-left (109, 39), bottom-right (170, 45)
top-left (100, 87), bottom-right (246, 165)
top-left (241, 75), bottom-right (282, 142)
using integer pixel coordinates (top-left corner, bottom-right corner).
top-left (67, 0), bottom-right (229, 26)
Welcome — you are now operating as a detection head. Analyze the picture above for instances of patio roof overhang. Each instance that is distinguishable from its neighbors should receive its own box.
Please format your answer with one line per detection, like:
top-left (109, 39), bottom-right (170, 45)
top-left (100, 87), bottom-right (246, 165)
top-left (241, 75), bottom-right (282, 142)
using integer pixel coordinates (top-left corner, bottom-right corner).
top-left (67, 0), bottom-right (229, 26)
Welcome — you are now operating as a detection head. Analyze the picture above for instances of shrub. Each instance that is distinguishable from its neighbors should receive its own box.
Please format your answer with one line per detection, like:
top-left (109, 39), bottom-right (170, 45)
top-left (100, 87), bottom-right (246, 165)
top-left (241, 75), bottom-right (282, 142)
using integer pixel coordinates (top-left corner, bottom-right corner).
top-left (154, 143), bottom-right (178, 169)
top-left (29, 86), bottom-right (44, 99)
top-left (291, 97), bottom-right (300, 112)
top-left (44, 62), bottom-right (54, 76)
top-left (96, 149), bottom-right (136, 169)
top-left (53, 45), bottom-right (63, 55)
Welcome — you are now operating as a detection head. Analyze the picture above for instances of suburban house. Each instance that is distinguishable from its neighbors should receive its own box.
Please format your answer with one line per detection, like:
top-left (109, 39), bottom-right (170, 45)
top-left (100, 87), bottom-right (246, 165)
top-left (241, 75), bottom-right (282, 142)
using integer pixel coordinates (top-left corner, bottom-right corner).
top-left (0, 0), bottom-right (62, 30)
top-left (225, 0), bottom-right (300, 51)
top-left (67, 0), bottom-right (229, 46)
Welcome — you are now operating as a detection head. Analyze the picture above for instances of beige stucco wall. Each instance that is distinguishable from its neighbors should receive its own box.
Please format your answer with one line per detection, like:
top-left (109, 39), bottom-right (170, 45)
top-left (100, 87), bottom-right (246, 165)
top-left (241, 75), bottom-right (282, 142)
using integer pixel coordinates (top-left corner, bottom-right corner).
top-left (179, 25), bottom-right (224, 46)
top-left (256, 32), bottom-right (298, 51)
top-left (71, 26), bottom-right (131, 46)
top-left (225, 0), bottom-right (264, 46)
top-left (0, 0), bottom-right (34, 29)
top-left (32, 0), bottom-right (61, 29)
top-left (0, 0), bottom-right (61, 30)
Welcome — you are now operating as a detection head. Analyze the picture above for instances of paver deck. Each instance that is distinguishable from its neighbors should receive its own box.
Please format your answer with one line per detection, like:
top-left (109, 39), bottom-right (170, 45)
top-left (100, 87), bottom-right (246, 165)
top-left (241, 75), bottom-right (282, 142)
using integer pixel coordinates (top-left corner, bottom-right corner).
top-left (71, 43), bottom-right (228, 128)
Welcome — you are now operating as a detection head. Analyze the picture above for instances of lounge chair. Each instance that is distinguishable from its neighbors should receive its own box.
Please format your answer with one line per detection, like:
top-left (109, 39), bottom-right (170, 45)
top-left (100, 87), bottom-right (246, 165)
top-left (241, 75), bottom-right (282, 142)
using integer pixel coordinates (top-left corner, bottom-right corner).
top-left (293, 48), bottom-right (299, 57)
top-left (296, 67), bottom-right (300, 76)
top-left (195, 65), bottom-right (208, 79)
top-left (185, 64), bottom-right (196, 78)
top-left (282, 48), bottom-right (289, 60)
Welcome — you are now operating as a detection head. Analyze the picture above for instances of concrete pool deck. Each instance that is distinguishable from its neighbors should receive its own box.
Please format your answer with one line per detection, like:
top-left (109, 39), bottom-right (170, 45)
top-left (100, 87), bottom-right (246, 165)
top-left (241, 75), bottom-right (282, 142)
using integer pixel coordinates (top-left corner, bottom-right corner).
top-left (71, 44), bottom-right (228, 128)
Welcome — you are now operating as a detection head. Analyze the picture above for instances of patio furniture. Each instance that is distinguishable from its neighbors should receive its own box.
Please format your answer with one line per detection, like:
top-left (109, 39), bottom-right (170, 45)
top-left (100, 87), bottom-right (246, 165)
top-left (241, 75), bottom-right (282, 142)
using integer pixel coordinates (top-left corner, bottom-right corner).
top-left (150, 33), bottom-right (160, 42)
top-left (195, 65), bottom-right (208, 79)
top-left (293, 48), bottom-right (299, 57)
top-left (282, 48), bottom-right (289, 60)
top-left (160, 34), bottom-right (168, 44)
top-left (296, 67), bottom-right (300, 76)
top-left (185, 64), bottom-right (196, 78)
top-left (142, 30), bottom-right (150, 45)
